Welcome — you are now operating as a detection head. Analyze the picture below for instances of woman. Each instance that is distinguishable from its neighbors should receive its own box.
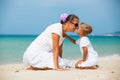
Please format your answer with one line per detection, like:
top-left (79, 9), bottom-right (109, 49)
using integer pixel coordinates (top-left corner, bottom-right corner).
top-left (23, 13), bottom-right (79, 70)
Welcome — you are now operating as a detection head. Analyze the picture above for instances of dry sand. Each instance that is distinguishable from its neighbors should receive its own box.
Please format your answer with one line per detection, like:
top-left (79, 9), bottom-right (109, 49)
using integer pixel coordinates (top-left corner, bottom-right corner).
top-left (0, 56), bottom-right (120, 80)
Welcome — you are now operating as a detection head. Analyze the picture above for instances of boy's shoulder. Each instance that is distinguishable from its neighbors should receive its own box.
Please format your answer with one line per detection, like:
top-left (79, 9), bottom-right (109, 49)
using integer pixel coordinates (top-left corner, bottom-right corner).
top-left (81, 36), bottom-right (89, 40)
top-left (80, 37), bottom-right (90, 43)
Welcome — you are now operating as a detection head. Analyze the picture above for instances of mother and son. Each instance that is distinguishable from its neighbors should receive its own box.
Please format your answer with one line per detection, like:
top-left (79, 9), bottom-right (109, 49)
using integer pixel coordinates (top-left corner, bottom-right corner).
top-left (23, 13), bottom-right (98, 71)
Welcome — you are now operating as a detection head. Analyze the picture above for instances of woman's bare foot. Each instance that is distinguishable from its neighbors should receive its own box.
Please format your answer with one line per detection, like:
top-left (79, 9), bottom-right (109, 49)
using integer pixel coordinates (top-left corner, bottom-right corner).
top-left (26, 66), bottom-right (35, 70)
top-left (26, 66), bottom-right (53, 70)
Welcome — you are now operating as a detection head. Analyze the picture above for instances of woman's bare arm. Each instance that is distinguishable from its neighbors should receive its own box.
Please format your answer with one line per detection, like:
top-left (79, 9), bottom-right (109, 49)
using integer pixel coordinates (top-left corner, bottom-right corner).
top-left (52, 33), bottom-right (67, 70)
top-left (59, 42), bottom-right (63, 58)
top-left (63, 33), bottom-right (76, 44)
top-left (52, 33), bottom-right (59, 69)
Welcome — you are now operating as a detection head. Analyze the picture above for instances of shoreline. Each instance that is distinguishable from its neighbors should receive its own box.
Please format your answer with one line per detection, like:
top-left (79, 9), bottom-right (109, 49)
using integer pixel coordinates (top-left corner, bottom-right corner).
top-left (0, 54), bottom-right (119, 65)
top-left (0, 56), bottom-right (120, 80)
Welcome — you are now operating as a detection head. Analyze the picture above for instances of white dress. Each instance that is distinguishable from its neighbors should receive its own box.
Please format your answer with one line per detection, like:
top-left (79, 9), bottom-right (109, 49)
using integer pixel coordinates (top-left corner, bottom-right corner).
top-left (76, 37), bottom-right (98, 67)
top-left (23, 23), bottom-right (75, 69)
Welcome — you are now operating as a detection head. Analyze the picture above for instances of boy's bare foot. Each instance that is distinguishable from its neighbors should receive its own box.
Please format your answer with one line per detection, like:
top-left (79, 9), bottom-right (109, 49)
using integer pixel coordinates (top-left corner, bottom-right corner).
top-left (95, 65), bottom-right (99, 68)
top-left (76, 65), bottom-right (99, 70)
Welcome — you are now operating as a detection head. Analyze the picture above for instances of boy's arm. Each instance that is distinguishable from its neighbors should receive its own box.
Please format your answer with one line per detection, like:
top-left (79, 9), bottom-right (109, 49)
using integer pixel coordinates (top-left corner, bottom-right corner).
top-left (75, 47), bottom-right (88, 68)
top-left (63, 33), bottom-right (76, 44)
top-left (75, 59), bottom-right (84, 68)
top-left (82, 47), bottom-right (88, 61)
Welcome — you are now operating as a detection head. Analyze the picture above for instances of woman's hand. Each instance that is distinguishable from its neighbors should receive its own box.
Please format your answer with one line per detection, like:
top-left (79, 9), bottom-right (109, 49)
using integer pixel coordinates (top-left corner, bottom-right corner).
top-left (55, 68), bottom-right (68, 71)
top-left (63, 33), bottom-right (68, 38)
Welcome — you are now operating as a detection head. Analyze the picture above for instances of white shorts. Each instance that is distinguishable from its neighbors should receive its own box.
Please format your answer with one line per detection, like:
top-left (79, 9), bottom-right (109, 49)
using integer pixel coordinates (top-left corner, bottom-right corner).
top-left (78, 54), bottom-right (98, 67)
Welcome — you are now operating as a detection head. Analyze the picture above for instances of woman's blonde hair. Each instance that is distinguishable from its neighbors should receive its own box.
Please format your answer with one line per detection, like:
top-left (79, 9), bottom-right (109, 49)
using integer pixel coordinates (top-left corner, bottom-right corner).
top-left (80, 22), bottom-right (92, 36)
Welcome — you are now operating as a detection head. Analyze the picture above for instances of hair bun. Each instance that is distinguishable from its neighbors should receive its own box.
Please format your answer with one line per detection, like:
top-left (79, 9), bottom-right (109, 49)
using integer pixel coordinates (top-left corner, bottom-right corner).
top-left (60, 13), bottom-right (69, 22)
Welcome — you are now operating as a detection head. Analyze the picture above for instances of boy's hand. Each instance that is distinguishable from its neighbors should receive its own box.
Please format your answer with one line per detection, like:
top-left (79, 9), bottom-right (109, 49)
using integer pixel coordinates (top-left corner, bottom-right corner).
top-left (75, 59), bottom-right (84, 68)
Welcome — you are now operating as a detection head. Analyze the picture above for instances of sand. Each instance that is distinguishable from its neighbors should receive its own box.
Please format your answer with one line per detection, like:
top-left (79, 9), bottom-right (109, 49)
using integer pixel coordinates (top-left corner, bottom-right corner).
top-left (0, 56), bottom-right (120, 80)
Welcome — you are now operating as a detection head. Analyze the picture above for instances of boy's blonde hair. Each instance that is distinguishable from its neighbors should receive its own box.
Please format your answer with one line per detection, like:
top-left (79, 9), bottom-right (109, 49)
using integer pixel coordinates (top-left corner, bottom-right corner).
top-left (80, 22), bottom-right (92, 36)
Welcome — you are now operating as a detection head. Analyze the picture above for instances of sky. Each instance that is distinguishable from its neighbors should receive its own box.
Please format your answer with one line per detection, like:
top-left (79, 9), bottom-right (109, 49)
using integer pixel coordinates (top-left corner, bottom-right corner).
top-left (0, 0), bottom-right (120, 35)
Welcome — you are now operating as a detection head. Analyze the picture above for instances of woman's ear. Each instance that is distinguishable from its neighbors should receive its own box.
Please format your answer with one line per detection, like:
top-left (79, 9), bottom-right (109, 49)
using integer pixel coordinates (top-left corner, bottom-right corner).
top-left (67, 21), bottom-right (71, 26)
top-left (67, 21), bottom-right (71, 24)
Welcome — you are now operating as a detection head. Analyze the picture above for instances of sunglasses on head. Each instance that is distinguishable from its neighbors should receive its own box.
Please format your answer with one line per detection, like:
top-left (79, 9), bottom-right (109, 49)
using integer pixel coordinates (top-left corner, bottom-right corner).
top-left (70, 22), bottom-right (78, 27)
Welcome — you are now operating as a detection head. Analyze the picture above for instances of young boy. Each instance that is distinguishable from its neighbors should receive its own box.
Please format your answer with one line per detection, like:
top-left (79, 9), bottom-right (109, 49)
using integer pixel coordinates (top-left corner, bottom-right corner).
top-left (65, 22), bottom-right (98, 69)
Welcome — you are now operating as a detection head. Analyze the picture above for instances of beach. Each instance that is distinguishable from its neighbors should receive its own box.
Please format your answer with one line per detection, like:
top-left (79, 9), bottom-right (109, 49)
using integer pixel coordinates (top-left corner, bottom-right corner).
top-left (0, 35), bottom-right (120, 64)
top-left (0, 56), bottom-right (120, 80)
top-left (0, 35), bottom-right (120, 80)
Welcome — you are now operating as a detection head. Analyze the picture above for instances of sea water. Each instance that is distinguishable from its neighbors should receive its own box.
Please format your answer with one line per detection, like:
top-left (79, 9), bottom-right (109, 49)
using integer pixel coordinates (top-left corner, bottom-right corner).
top-left (0, 35), bottom-right (120, 64)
